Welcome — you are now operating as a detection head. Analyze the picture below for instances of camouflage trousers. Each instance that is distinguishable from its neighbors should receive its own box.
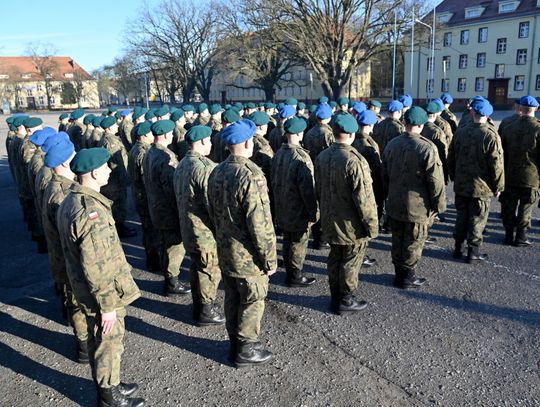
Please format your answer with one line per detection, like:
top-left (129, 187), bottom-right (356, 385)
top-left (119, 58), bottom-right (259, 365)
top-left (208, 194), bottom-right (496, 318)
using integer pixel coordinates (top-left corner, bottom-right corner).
top-left (133, 196), bottom-right (161, 255)
top-left (327, 241), bottom-right (367, 296)
top-left (61, 283), bottom-right (88, 342)
top-left (86, 307), bottom-right (126, 388)
top-left (100, 185), bottom-right (127, 224)
top-left (282, 229), bottom-right (309, 275)
top-left (500, 186), bottom-right (540, 230)
top-left (159, 229), bottom-right (185, 279)
top-left (453, 195), bottom-right (490, 247)
top-left (390, 219), bottom-right (429, 272)
top-left (223, 274), bottom-right (268, 343)
top-left (189, 250), bottom-right (221, 304)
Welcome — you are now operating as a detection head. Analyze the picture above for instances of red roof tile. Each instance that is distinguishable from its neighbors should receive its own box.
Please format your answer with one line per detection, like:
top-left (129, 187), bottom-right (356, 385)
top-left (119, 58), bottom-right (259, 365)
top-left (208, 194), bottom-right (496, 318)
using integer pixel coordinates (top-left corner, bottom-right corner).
top-left (0, 56), bottom-right (93, 81)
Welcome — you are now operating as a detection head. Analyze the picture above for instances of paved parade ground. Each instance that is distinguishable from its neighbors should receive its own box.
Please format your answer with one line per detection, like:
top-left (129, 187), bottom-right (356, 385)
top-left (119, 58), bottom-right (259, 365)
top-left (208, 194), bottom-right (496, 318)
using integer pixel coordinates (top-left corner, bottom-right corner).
top-left (0, 111), bottom-right (539, 406)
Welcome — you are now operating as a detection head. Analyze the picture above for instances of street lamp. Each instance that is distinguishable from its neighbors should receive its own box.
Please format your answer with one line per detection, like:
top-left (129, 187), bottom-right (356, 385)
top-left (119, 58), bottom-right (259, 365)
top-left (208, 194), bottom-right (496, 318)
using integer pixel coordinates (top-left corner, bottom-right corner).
top-left (411, 7), bottom-right (436, 101)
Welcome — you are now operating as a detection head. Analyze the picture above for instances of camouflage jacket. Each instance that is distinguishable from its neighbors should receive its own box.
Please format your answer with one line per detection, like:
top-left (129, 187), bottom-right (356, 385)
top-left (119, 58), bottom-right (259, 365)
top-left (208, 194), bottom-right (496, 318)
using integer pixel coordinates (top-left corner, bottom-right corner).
top-left (448, 123), bottom-right (505, 198)
top-left (441, 109), bottom-right (458, 134)
top-left (251, 133), bottom-right (274, 182)
top-left (27, 148), bottom-right (45, 199)
top-left (6, 130), bottom-right (16, 177)
top-left (193, 115), bottom-right (210, 126)
top-left (174, 150), bottom-right (217, 254)
top-left (87, 127), bottom-right (104, 148)
top-left (81, 126), bottom-right (94, 150)
top-left (315, 143), bottom-right (379, 244)
top-left (303, 122), bottom-right (334, 163)
top-left (170, 124), bottom-right (186, 158)
top-left (128, 140), bottom-right (152, 214)
top-left (271, 143), bottom-right (318, 232)
top-left (209, 128), bottom-right (229, 163)
top-left (373, 117), bottom-right (405, 154)
top-left (57, 183), bottom-right (140, 314)
top-left (207, 117), bottom-right (222, 133)
top-left (498, 113), bottom-right (520, 137)
top-left (421, 121), bottom-right (448, 183)
top-left (67, 121), bottom-right (86, 152)
top-left (143, 142), bottom-right (180, 230)
top-left (35, 165), bottom-right (53, 216)
top-left (118, 119), bottom-right (134, 150)
top-left (97, 132), bottom-right (129, 190)
top-left (269, 123), bottom-right (285, 153)
top-left (435, 116), bottom-right (453, 148)
top-left (8, 133), bottom-right (25, 185)
top-left (208, 155), bottom-right (277, 277)
top-left (17, 137), bottom-right (37, 200)
top-left (500, 115), bottom-right (540, 188)
top-left (352, 132), bottom-right (383, 200)
top-left (382, 132), bottom-right (446, 222)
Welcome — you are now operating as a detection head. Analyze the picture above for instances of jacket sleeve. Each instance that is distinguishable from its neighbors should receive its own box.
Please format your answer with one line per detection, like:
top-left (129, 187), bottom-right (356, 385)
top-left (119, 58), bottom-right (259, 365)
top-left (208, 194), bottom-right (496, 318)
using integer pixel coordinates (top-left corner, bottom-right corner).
top-left (485, 133), bottom-right (505, 194)
top-left (447, 134), bottom-right (457, 182)
top-left (425, 147), bottom-right (447, 214)
top-left (349, 158), bottom-right (379, 239)
top-left (297, 158), bottom-right (319, 223)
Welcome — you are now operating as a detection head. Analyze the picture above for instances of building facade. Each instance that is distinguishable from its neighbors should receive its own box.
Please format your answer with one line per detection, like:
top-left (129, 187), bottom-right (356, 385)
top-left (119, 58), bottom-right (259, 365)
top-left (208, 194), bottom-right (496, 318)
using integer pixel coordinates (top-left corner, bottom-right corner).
top-left (405, 0), bottom-right (540, 106)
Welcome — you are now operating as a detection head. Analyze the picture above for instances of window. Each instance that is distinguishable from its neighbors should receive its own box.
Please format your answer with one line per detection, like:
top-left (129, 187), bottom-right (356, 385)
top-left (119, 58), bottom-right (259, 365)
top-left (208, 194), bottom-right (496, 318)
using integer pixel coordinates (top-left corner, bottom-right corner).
top-left (50, 96), bottom-right (55, 105)
top-left (497, 38), bottom-right (507, 54)
top-left (495, 64), bottom-right (505, 78)
top-left (26, 88), bottom-right (33, 96)
top-left (459, 54), bottom-right (468, 69)
top-left (17, 97), bottom-right (24, 106)
top-left (37, 84), bottom-right (42, 91)
top-left (514, 75), bottom-right (525, 91)
top-left (458, 78), bottom-right (466, 92)
top-left (38, 96), bottom-right (45, 105)
top-left (426, 79), bottom-right (434, 93)
top-left (465, 7), bottom-right (484, 19)
top-left (519, 22), bottom-right (530, 38)
top-left (475, 77), bottom-right (485, 92)
top-left (536, 75), bottom-right (540, 90)
top-left (499, 1), bottom-right (519, 13)
top-left (478, 27), bottom-right (488, 43)
top-left (517, 49), bottom-right (527, 65)
top-left (443, 32), bottom-right (452, 47)
top-left (441, 78), bottom-right (450, 92)
top-left (427, 57), bottom-right (433, 71)
top-left (64, 72), bottom-right (74, 78)
top-left (438, 13), bottom-right (453, 23)
top-left (442, 56), bottom-right (451, 71)
top-left (477, 52), bottom-right (486, 67)
top-left (21, 73), bottom-right (31, 79)
top-left (0, 74), bottom-right (8, 79)
top-left (460, 30), bottom-right (470, 45)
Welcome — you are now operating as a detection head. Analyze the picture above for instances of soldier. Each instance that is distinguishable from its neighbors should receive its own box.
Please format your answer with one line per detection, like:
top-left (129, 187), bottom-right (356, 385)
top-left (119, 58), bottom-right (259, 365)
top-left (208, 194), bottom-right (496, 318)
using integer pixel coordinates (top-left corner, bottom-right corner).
top-left (173, 126), bottom-right (225, 325)
top-left (97, 117), bottom-right (136, 238)
top-left (285, 97), bottom-right (298, 108)
top-left (296, 102), bottom-right (307, 119)
top-left (499, 96), bottom-right (540, 246)
top-left (336, 97), bottom-right (350, 114)
top-left (208, 119), bottom-right (277, 367)
top-left (440, 93), bottom-right (458, 134)
top-left (247, 111), bottom-right (274, 186)
top-left (57, 148), bottom-right (145, 407)
top-left (170, 109), bottom-right (187, 158)
top-left (5, 117), bottom-right (18, 180)
top-left (382, 107), bottom-right (446, 288)
top-left (421, 102), bottom-right (449, 184)
top-left (207, 104), bottom-right (223, 133)
top-left (433, 99), bottom-right (454, 152)
top-left (264, 102), bottom-right (277, 134)
top-left (105, 106), bottom-right (117, 117)
top-left (350, 102), bottom-right (367, 120)
top-left (58, 113), bottom-right (69, 132)
top-left (367, 100), bottom-right (383, 122)
top-left (67, 109), bottom-right (86, 152)
top-left (372, 100), bottom-right (405, 154)
top-left (193, 103), bottom-right (210, 126)
top-left (182, 104), bottom-right (196, 127)
top-left (315, 114), bottom-right (379, 313)
top-left (143, 120), bottom-right (191, 296)
top-left (448, 98), bottom-right (504, 262)
top-left (209, 108), bottom-right (240, 163)
top-left (398, 94), bottom-right (413, 116)
top-left (41, 133), bottom-right (89, 363)
top-left (269, 105), bottom-right (295, 153)
top-left (271, 117), bottom-right (318, 287)
top-left (86, 116), bottom-right (104, 148)
top-left (243, 102), bottom-right (257, 117)
top-left (118, 109), bottom-right (134, 151)
top-left (144, 109), bottom-right (157, 123)
top-left (7, 115), bottom-right (29, 215)
top-left (498, 99), bottom-right (522, 136)
top-left (128, 122), bottom-right (160, 271)
top-left (81, 114), bottom-right (96, 149)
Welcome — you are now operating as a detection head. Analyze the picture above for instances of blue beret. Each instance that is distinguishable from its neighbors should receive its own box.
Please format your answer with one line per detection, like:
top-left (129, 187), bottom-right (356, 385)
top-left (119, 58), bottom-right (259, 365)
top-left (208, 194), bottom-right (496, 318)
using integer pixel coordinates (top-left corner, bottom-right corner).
top-left (284, 117), bottom-right (307, 134)
top-left (469, 96), bottom-right (485, 105)
top-left (12, 116), bottom-right (29, 127)
top-left (209, 104), bottom-right (222, 115)
top-left (70, 108), bottom-right (85, 120)
top-left (425, 101), bottom-right (442, 114)
top-left (357, 110), bottom-right (378, 126)
top-left (333, 114), bottom-right (358, 134)
top-left (440, 93), bottom-right (453, 104)
top-left (171, 109), bottom-right (185, 122)
top-left (42, 132), bottom-right (70, 153)
top-left (276, 103), bottom-right (285, 110)
top-left (182, 104), bottom-right (195, 112)
top-left (315, 104), bottom-right (332, 120)
top-left (151, 120), bottom-right (175, 135)
top-left (59, 113), bottom-right (69, 120)
top-left (92, 116), bottom-right (104, 127)
top-left (387, 100), bottom-right (404, 112)
top-left (185, 125), bottom-right (212, 143)
top-left (29, 126), bottom-right (56, 146)
top-left (24, 117), bottom-right (43, 128)
top-left (404, 106), bottom-right (428, 125)
top-left (318, 96), bottom-right (329, 104)
top-left (471, 99), bottom-right (493, 117)
top-left (248, 111), bottom-right (270, 126)
top-left (100, 116), bottom-right (117, 129)
top-left (155, 106), bottom-right (170, 117)
top-left (433, 98), bottom-right (445, 111)
top-left (285, 97), bottom-right (298, 106)
top-left (70, 148), bottom-right (110, 175)
top-left (44, 138), bottom-right (75, 168)
top-left (220, 119), bottom-right (255, 145)
top-left (278, 105), bottom-right (296, 119)
top-left (398, 94), bottom-right (413, 107)
top-left (134, 122), bottom-right (153, 137)
top-left (352, 102), bottom-right (367, 114)
top-left (120, 109), bottom-right (131, 117)
top-left (368, 100), bottom-right (382, 108)
top-left (519, 95), bottom-right (540, 107)
top-left (337, 97), bottom-right (349, 106)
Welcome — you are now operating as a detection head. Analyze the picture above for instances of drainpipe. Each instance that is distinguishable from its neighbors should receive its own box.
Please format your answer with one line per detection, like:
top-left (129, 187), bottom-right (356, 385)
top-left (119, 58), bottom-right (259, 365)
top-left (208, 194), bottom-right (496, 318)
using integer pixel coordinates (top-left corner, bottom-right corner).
top-left (527, 15), bottom-right (537, 95)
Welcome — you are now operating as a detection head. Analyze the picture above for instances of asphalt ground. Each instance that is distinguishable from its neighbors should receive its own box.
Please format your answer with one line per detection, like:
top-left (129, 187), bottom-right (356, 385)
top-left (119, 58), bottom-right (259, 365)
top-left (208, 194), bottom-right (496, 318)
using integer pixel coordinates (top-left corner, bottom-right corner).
top-left (0, 111), bottom-right (538, 407)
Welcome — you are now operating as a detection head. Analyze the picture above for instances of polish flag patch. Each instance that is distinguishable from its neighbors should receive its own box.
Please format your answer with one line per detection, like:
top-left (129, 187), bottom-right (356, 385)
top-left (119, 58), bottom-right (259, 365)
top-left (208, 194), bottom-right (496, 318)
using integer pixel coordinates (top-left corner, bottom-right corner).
top-left (88, 211), bottom-right (99, 220)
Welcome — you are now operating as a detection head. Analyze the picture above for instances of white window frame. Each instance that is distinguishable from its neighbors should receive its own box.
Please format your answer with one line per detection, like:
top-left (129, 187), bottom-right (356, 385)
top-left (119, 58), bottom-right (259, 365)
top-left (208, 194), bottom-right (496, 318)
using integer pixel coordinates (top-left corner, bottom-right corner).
top-left (516, 49), bottom-right (527, 65)
top-left (458, 78), bottom-right (466, 92)
top-left (460, 30), bottom-right (470, 45)
top-left (497, 38), bottom-right (507, 54)
top-left (519, 22), bottom-right (530, 38)
top-left (475, 77), bottom-right (485, 92)
top-left (478, 27), bottom-right (488, 43)
top-left (477, 52), bottom-right (486, 68)
top-left (459, 54), bottom-right (468, 69)
top-left (514, 75), bottom-right (525, 91)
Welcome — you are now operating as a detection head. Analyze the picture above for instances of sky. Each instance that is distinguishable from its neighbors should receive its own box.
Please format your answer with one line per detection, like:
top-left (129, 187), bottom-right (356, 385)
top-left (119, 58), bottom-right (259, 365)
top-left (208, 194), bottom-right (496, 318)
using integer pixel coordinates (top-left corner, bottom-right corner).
top-left (0, 0), bottom-right (161, 73)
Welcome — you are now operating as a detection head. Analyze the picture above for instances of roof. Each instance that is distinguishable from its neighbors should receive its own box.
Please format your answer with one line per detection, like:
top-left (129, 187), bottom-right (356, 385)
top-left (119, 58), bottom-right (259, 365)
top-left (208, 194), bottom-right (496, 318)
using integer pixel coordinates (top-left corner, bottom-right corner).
top-left (0, 56), bottom-right (93, 81)
top-left (433, 0), bottom-right (540, 27)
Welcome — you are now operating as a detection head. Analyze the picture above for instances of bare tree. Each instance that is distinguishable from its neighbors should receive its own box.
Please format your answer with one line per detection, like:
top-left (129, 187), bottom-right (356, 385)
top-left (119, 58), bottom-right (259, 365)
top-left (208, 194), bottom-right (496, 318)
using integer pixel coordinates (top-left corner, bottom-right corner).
top-left (112, 55), bottom-right (139, 105)
top-left (24, 42), bottom-right (60, 109)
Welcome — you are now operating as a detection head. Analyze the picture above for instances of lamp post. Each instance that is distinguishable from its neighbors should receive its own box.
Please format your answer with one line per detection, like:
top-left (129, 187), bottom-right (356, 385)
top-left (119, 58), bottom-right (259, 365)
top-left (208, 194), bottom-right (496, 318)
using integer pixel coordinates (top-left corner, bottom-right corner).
top-left (415, 15), bottom-right (436, 101)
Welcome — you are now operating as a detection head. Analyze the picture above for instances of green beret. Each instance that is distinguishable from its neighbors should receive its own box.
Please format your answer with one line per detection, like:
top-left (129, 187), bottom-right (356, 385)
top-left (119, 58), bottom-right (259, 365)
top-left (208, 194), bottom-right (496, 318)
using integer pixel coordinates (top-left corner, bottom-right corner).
top-left (224, 104), bottom-right (232, 109)
top-left (424, 101), bottom-right (442, 114)
top-left (6, 116), bottom-right (14, 124)
top-left (368, 100), bottom-right (382, 108)
top-left (182, 104), bottom-right (195, 112)
top-left (155, 106), bottom-right (169, 117)
top-left (59, 113), bottom-right (69, 120)
top-left (114, 111), bottom-right (121, 120)
top-left (134, 121), bottom-right (153, 137)
top-left (245, 102), bottom-right (256, 109)
top-left (222, 108), bottom-right (240, 123)
top-left (132, 107), bottom-right (146, 120)
top-left (107, 107), bottom-right (117, 114)
top-left (308, 104), bottom-right (317, 113)
top-left (404, 106), bottom-right (428, 126)
top-left (264, 102), bottom-right (276, 109)
top-left (92, 116), bottom-right (103, 127)
top-left (285, 97), bottom-right (298, 106)
top-left (185, 125), bottom-right (212, 143)
top-left (70, 108), bottom-right (85, 120)
top-left (70, 148), bottom-right (110, 175)
top-left (297, 102), bottom-right (306, 110)
top-left (83, 114), bottom-right (96, 125)
top-left (337, 97), bottom-right (349, 106)
top-left (329, 101), bottom-right (338, 108)
top-left (209, 104), bottom-right (222, 115)
top-left (12, 116), bottom-right (29, 127)
top-left (284, 117), bottom-right (307, 134)
top-left (234, 102), bottom-right (244, 110)
top-left (23, 117), bottom-right (43, 128)
top-left (257, 102), bottom-right (265, 107)
top-left (100, 116), bottom-right (117, 129)
top-left (151, 119), bottom-right (175, 136)
top-left (144, 109), bottom-right (156, 120)
top-left (197, 103), bottom-right (208, 114)
top-left (170, 109), bottom-right (184, 122)
top-left (333, 113), bottom-right (358, 134)
top-left (248, 111), bottom-right (270, 126)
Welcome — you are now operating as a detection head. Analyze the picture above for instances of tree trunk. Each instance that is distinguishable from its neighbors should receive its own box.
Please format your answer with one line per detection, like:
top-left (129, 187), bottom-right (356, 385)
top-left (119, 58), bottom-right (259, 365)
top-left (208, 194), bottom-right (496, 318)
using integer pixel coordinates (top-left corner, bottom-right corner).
top-left (263, 86), bottom-right (275, 102)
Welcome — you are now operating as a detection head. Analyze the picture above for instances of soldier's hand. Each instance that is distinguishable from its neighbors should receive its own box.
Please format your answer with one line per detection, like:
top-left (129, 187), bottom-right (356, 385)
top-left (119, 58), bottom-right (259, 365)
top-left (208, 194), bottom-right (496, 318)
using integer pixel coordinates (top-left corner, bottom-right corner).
top-left (101, 311), bottom-right (117, 335)
top-left (267, 268), bottom-right (277, 276)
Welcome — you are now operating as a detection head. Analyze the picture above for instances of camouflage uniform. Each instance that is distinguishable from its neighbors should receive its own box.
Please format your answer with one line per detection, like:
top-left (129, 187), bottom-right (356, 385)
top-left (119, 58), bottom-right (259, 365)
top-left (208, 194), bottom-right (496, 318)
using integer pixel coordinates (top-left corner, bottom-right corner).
top-left (193, 115), bottom-right (210, 126)
top-left (42, 174), bottom-right (87, 343)
top-left (170, 124), bottom-right (187, 158)
top-left (421, 121), bottom-right (449, 184)
top-left (7, 133), bottom-right (27, 217)
top-left (207, 117), bottom-right (222, 133)
top-left (97, 132), bottom-right (130, 224)
top-left (498, 113), bottom-right (520, 137)
top-left (271, 143), bottom-right (318, 282)
top-left (448, 123), bottom-right (504, 248)
top-left (441, 108), bottom-right (458, 134)
top-left (315, 143), bottom-right (379, 304)
top-left (17, 137), bottom-right (39, 236)
top-left (87, 126), bottom-right (104, 148)
top-left (372, 117), bottom-right (404, 154)
top-left (67, 121), bottom-right (86, 152)
top-left (268, 122), bottom-right (285, 153)
top-left (6, 129), bottom-right (16, 178)
top-left (435, 115), bottom-right (454, 149)
top-left (208, 155), bottom-right (277, 343)
top-left (118, 118), bottom-right (134, 151)
top-left (27, 148), bottom-right (47, 245)
top-left (57, 183), bottom-right (141, 389)
top-left (499, 115), bottom-right (540, 233)
top-left (209, 128), bottom-right (229, 163)
top-left (382, 132), bottom-right (446, 278)
top-left (303, 122), bottom-right (334, 163)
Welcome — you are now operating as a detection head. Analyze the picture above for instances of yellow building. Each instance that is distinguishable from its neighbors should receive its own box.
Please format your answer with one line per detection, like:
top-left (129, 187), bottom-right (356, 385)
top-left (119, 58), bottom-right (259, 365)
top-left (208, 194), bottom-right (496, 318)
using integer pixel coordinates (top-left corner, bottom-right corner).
top-left (0, 56), bottom-right (99, 111)
top-left (405, 0), bottom-right (540, 105)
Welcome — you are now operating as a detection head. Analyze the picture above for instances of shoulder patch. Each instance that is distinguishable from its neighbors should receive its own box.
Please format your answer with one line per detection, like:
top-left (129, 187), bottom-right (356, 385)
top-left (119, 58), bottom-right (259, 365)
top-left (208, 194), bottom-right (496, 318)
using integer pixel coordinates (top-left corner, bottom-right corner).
top-left (88, 211), bottom-right (99, 220)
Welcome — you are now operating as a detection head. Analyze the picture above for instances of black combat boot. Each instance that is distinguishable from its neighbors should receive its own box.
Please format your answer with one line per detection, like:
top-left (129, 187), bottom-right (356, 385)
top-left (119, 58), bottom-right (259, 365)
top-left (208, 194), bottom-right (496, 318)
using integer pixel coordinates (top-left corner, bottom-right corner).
top-left (400, 268), bottom-right (426, 289)
top-left (311, 224), bottom-right (329, 250)
top-left (235, 342), bottom-right (273, 368)
top-left (36, 236), bottom-right (48, 254)
top-left (453, 240), bottom-right (464, 259)
top-left (164, 277), bottom-right (191, 296)
top-left (514, 228), bottom-right (532, 247)
top-left (329, 286), bottom-right (341, 314)
top-left (362, 254), bottom-right (377, 268)
top-left (116, 222), bottom-right (137, 238)
top-left (338, 294), bottom-right (368, 314)
top-left (99, 385), bottom-right (145, 407)
top-left (228, 335), bottom-right (238, 364)
top-left (504, 228), bottom-right (515, 246)
top-left (467, 246), bottom-right (488, 264)
top-left (198, 303), bottom-right (225, 326)
top-left (286, 268), bottom-right (316, 287)
top-left (145, 250), bottom-right (161, 272)
top-left (118, 383), bottom-right (139, 397)
top-left (77, 340), bottom-right (89, 364)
